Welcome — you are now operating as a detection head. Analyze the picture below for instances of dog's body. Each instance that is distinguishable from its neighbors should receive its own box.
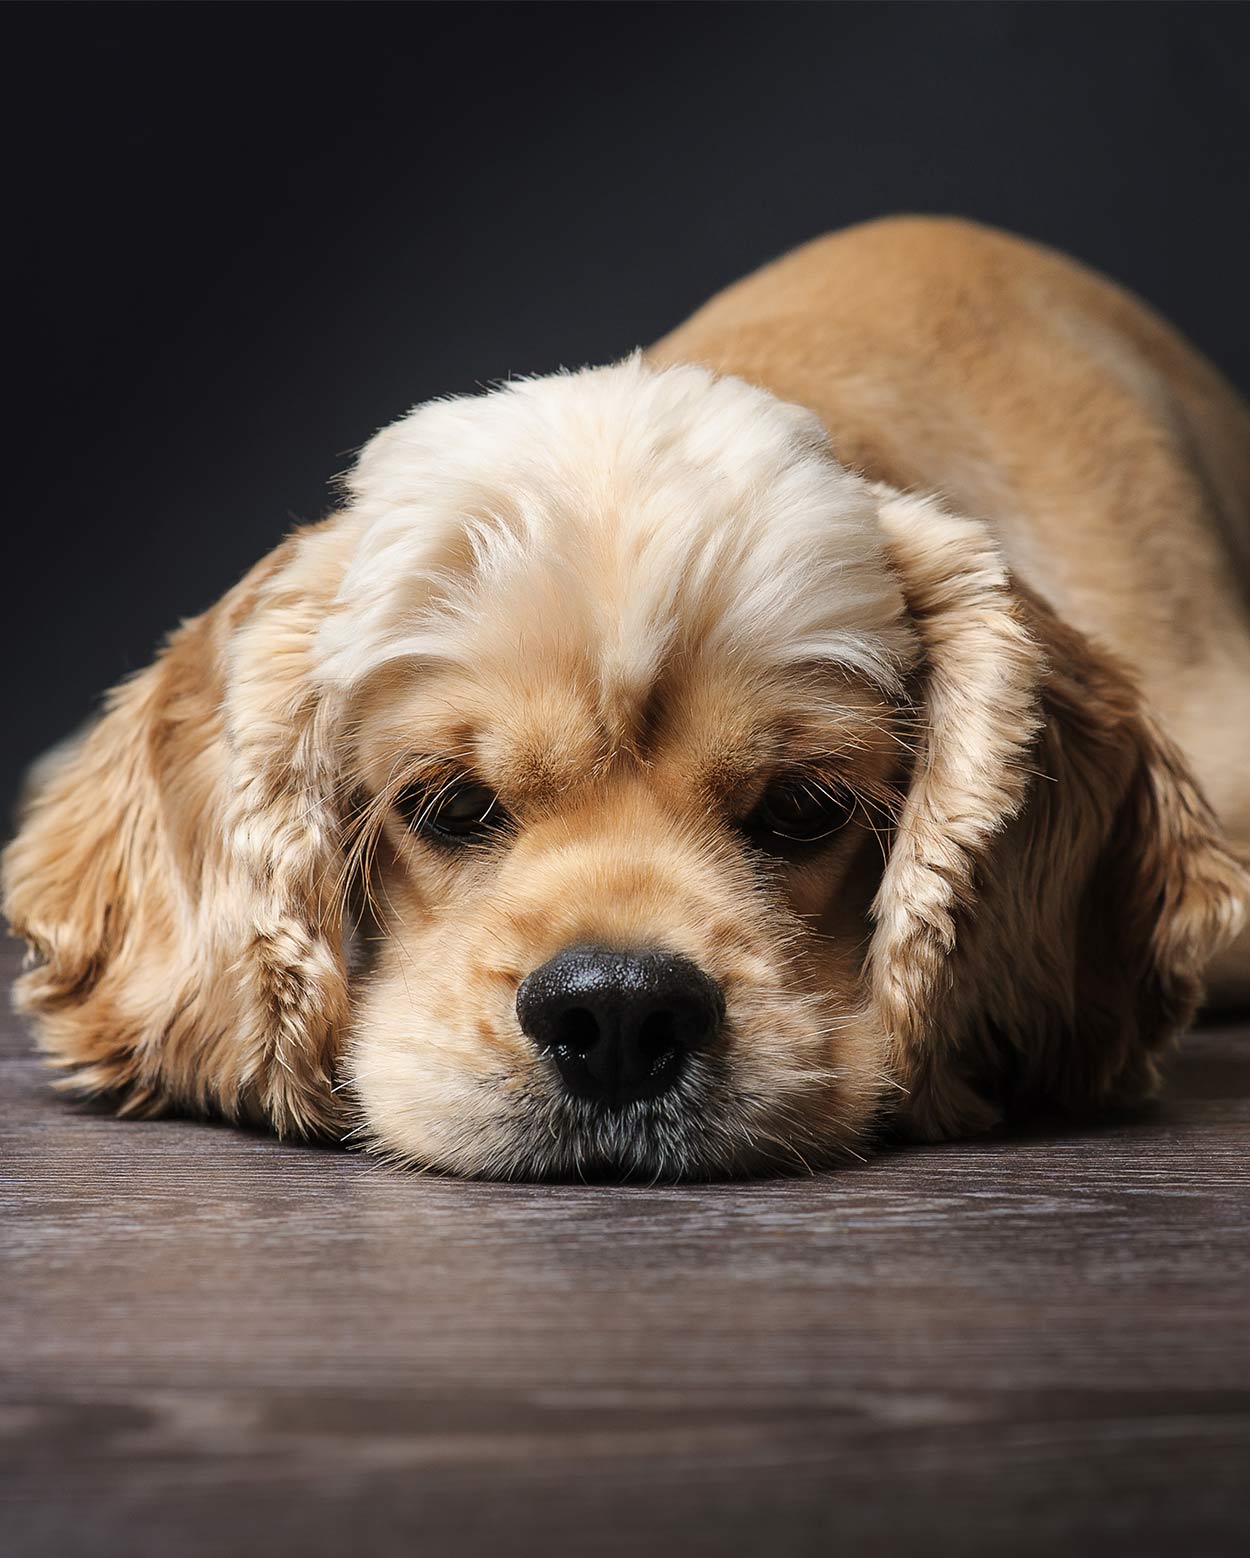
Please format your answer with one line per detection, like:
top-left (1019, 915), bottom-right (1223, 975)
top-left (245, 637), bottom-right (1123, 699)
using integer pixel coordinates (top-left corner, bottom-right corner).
top-left (5, 218), bottom-right (1249, 1177)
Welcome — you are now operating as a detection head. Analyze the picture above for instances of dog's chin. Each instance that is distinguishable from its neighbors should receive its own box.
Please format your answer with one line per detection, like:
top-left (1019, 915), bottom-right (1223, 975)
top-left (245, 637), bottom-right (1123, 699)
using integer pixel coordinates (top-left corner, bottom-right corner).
top-left (506, 1106), bottom-right (852, 1185)
top-left (497, 1095), bottom-right (768, 1185)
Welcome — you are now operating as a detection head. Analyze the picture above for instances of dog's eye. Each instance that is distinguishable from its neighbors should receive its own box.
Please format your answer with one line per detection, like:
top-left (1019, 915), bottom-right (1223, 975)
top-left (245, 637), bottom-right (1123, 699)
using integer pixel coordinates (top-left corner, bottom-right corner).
top-left (397, 781), bottom-right (508, 844)
top-left (746, 776), bottom-right (854, 844)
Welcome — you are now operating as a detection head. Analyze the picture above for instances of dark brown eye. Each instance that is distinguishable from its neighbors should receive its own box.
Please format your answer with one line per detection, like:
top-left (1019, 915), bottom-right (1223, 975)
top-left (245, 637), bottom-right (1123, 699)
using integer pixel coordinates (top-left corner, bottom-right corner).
top-left (745, 776), bottom-right (854, 845)
top-left (397, 780), bottom-right (508, 845)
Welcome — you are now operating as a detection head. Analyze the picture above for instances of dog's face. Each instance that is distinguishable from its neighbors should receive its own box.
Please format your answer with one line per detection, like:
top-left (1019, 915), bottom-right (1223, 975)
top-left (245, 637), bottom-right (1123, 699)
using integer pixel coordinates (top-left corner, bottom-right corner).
top-left (329, 363), bottom-right (914, 1175)
top-left (5, 361), bottom-right (1245, 1178)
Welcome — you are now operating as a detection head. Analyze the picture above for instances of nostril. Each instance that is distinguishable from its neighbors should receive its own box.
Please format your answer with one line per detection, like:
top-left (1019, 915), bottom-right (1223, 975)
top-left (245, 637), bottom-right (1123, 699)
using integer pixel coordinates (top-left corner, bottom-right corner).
top-left (636, 1008), bottom-right (679, 1076)
top-left (555, 1006), bottom-right (599, 1054)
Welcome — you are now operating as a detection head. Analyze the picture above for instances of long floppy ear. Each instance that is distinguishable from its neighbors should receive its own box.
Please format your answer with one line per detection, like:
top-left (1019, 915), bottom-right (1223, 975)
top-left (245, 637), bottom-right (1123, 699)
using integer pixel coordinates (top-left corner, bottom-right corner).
top-left (869, 487), bottom-right (1249, 1138)
top-left (2, 521), bottom-right (356, 1136)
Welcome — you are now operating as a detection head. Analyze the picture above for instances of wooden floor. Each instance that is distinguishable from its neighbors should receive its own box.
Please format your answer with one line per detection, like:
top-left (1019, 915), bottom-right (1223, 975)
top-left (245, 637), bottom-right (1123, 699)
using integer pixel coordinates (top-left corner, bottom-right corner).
top-left (3, 940), bottom-right (1249, 1557)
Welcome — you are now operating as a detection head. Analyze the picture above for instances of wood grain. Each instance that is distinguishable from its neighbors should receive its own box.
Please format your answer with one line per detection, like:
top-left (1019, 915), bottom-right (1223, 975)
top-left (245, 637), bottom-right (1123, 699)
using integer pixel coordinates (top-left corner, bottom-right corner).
top-left (2, 938), bottom-right (1248, 1557)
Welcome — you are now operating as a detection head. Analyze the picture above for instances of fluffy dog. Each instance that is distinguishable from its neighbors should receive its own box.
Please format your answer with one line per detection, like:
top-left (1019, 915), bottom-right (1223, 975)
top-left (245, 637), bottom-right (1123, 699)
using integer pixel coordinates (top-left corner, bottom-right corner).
top-left (6, 217), bottom-right (1250, 1178)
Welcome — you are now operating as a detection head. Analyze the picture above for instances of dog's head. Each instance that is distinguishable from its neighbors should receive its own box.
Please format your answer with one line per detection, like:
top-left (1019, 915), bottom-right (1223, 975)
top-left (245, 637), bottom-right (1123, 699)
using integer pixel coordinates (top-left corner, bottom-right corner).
top-left (5, 360), bottom-right (1245, 1176)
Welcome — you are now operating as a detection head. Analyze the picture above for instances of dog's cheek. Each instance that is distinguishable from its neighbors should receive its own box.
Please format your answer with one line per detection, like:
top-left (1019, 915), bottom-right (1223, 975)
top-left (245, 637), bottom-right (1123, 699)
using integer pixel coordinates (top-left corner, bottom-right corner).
top-left (725, 958), bottom-right (890, 1150)
top-left (341, 948), bottom-right (531, 1174)
top-left (712, 858), bottom-right (891, 1156)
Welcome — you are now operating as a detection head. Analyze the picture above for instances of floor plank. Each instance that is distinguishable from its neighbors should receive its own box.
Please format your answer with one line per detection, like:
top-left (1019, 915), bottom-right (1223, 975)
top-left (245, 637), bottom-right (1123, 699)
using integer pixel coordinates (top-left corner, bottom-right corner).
top-left (3, 940), bottom-right (1249, 1557)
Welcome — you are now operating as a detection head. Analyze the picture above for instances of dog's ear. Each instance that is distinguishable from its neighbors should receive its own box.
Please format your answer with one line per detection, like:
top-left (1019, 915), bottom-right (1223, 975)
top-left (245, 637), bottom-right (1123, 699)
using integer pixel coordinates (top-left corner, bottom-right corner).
top-left (2, 523), bottom-right (356, 1136)
top-left (869, 487), bottom-right (1249, 1138)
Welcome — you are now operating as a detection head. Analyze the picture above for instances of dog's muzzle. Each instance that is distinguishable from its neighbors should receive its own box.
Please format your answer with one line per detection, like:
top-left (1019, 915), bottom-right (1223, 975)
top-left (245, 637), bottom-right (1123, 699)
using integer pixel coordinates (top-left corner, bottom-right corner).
top-left (515, 945), bottom-right (724, 1109)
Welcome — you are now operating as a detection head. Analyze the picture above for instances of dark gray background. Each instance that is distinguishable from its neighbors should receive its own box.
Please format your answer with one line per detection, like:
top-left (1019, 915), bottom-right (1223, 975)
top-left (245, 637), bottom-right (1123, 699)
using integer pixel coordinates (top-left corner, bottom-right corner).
top-left (7, 0), bottom-right (1250, 813)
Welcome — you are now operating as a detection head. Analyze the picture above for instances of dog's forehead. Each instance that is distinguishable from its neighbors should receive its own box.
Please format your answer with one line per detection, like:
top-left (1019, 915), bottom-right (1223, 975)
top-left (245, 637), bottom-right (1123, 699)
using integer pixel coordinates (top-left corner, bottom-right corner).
top-left (357, 649), bottom-right (894, 810)
top-left (316, 359), bottom-right (915, 719)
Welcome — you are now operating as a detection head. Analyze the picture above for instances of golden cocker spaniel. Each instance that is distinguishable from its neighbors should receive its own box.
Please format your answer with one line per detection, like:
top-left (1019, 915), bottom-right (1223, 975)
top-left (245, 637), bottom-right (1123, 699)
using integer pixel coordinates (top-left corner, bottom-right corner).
top-left (6, 217), bottom-right (1250, 1177)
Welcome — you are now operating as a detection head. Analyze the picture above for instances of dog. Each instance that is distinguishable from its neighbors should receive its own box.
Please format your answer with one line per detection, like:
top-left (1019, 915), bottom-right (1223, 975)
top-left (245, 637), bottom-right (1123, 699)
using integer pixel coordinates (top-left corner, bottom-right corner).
top-left (5, 217), bottom-right (1249, 1179)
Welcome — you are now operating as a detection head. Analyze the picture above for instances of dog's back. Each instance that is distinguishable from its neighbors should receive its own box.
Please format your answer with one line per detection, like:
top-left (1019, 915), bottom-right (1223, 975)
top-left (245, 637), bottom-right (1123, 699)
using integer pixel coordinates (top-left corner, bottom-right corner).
top-left (652, 216), bottom-right (1250, 994)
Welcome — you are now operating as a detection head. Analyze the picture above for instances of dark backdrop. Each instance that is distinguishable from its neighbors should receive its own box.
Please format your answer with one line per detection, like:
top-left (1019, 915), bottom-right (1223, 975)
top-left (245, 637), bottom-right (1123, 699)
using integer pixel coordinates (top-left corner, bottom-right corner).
top-left (7, 1), bottom-right (1250, 814)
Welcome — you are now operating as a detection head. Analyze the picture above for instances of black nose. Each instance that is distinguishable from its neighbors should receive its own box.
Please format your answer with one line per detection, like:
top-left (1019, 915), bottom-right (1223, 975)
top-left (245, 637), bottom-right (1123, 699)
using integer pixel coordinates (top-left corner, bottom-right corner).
top-left (516, 946), bottom-right (724, 1108)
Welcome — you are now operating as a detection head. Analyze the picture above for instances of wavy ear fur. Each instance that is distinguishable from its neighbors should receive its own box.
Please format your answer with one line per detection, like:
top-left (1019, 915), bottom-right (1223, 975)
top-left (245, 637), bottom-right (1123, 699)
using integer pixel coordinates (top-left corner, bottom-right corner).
top-left (2, 522), bottom-right (353, 1136)
top-left (871, 487), bottom-right (1249, 1138)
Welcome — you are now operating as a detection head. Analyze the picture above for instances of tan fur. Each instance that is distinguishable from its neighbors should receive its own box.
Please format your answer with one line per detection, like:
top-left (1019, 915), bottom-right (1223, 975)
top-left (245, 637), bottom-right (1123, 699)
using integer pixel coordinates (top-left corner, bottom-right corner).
top-left (4, 522), bottom-right (358, 1135)
top-left (5, 217), bottom-right (1249, 1175)
top-left (870, 493), bottom-right (1244, 1136)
